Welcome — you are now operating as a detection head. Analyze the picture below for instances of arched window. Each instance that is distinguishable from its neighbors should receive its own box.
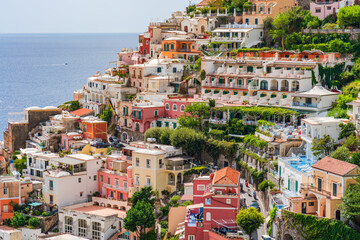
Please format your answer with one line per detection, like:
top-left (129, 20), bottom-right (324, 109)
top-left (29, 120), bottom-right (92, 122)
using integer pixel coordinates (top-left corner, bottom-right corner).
top-left (180, 104), bottom-right (185, 112)
top-left (206, 212), bottom-right (211, 221)
top-left (135, 123), bottom-right (140, 132)
top-left (65, 217), bottom-right (73, 233)
top-left (260, 80), bottom-right (268, 90)
top-left (172, 104), bottom-right (178, 111)
top-left (165, 103), bottom-right (170, 110)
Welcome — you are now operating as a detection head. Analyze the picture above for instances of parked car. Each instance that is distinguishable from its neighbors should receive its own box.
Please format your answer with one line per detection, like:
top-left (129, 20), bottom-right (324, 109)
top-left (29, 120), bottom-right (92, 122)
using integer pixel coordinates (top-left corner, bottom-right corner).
top-left (115, 143), bottom-right (125, 149)
top-left (250, 200), bottom-right (260, 212)
top-left (261, 235), bottom-right (275, 240)
top-left (94, 142), bottom-right (109, 148)
top-left (109, 136), bottom-right (119, 143)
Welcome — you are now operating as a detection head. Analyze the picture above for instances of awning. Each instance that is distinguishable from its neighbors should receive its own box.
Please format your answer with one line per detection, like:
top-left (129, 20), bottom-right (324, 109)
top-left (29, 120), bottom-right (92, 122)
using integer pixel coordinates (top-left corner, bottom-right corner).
top-left (244, 40), bottom-right (262, 48)
top-left (29, 202), bottom-right (42, 207)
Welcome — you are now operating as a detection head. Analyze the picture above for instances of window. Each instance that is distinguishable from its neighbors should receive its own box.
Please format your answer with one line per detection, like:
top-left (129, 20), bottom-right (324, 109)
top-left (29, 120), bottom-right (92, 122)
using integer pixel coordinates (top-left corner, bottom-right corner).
top-left (172, 104), bottom-right (178, 111)
top-left (173, 67), bottom-right (177, 73)
top-left (115, 179), bottom-right (119, 188)
top-left (309, 202), bottom-right (315, 206)
top-left (154, 110), bottom-right (158, 117)
top-left (146, 178), bottom-right (151, 186)
top-left (197, 185), bottom-right (205, 191)
top-left (327, 6), bottom-right (331, 10)
top-left (80, 192), bottom-right (83, 197)
top-left (157, 67), bottom-right (162, 73)
top-left (92, 222), bottom-right (101, 240)
top-left (318, 178), bottom-right (322, 191)
top-left (165, 103), bottom-right (170, 110)
top-left (159, 159), bottom-right (163, 168)
top-left (3, 205), bottom-right (8, 213)
top-left (205, 198), bottom-right (211, 205)
top-left (255, 18), bottom-right (258, 25)
top-left (133, 111), bottom-right (137, 119)
top-left (135, 176), bottom-right (140, 185)
top-left (226, 199), bottom-right (231, 204)
top-left (50, 195), bottom-right (53, 204)
top-left (78, 219), bottom-right (87, 237)
top-left (100, 175), bottom-right (103, 182)
top-left (316, 8), bottom-right (321, 13)
top-left (78, 178), bottom-right (81, 183)
top-left (107, 177), bottom-right (110, 184)
top-left (65, 216), bottom-right (73, 233)
top-left (49, 180), bottom-right (53, 191)
top-left (136, 158), bottom-right (140, 167)
top-left (3, 188), bottom-right (8, 195)
top-left (146, 159), bottom-right (151, 168)
top-left (180, 105), bottom-right (185, 112)
top-left (188, 236), bottom-right (195, 240)
top-left (333, 183), bottom-right (337, 197)
top-left (206, 212), bottom-right (211, 221)
top-left (94, 175), bottom-right (97, 181)
top-left (295, 180), bottom-right (298, 192)
top-left (124, 182), bottom-right (128, 191)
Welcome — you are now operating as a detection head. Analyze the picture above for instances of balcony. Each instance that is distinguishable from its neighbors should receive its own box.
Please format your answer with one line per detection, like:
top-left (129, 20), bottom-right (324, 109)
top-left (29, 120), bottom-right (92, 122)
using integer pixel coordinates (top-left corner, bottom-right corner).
top-left (248, 85), bottom-right (259, 91)
top-left (292, 102), bottom-right (318, 108)
top-left (167, 180), bottom-right (175, 185)
top-left (165, 165), bottom-right (191, 171)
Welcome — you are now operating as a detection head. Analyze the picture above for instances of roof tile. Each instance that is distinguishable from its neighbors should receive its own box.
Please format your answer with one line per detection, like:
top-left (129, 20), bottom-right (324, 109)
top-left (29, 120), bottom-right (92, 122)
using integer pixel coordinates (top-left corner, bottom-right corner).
top-left (213, 167), bottom-right (240, 185)
top-left (312, 156), bottom-right (358, 176)
top-left (70, 108), bottom-right (95, 117)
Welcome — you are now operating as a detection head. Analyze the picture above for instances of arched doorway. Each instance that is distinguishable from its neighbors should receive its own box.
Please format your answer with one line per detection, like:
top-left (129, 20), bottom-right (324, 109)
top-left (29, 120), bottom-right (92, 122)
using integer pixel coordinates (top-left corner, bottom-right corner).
top-left (284, 234), bottom-right (294, 240)
top-left (201, 25), bottom-right (205, 33)
top-left (168, 173), bottom-right (175, 185)
top-left (122, 132), bottom-right (128, 142)
top-left (184, 26), bottom-right (188, 32)
top-left (335, 210), bottom-right (341, 220)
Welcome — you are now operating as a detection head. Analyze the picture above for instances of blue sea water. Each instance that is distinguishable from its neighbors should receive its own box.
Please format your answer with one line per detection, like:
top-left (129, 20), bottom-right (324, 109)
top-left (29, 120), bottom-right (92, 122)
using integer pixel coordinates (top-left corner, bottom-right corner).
top-left (0, 33), bottom-right (138, 139)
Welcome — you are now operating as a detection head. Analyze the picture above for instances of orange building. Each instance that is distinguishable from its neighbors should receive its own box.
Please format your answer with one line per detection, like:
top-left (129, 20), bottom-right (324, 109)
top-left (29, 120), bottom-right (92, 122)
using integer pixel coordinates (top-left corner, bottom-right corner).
top-left (161, 38), bottom-right (201, 60)
top-left (81, 118), bottom-right (108, 142)
top-left (0, 177), bottom-right (32, 221)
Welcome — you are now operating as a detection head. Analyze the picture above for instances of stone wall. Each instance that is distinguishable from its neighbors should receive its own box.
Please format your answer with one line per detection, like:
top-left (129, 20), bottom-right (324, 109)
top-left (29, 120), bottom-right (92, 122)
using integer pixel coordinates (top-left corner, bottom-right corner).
top-left (27, 109), bottom-right (62, 130)
top-left (8, 122), bottom-right (29, 155)
top-left (40, 213), bottom-right (58, 233)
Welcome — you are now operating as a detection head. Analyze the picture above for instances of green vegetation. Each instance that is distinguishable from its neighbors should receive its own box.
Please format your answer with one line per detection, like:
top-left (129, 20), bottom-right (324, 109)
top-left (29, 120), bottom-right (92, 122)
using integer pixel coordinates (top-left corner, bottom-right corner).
top-left (99, 104), bottom-right (112, 123)
top-left (214, 106), bottom-right (297, 120)
top-left (282, 209), bottom-right (360, 239)
top-left (238, 160), bottom-right (265, 183)
top-left (258, 180), bottom-right (275, 191)
top-left (311, 135), bottom-right (336, 159)
top-left (341, 177), bottom-right (360, 221)
top-left (178, 102), bottom-right (210, 131)
top-left (58, 100), bottom-right (80, 111)
top-left (28, 217), bottom-right (40, 228)
top-left (268, 205), bottom-right (278, 236)
top-left (124, 187), bottom-right (156, 240)
top-left (14, 154), bottom-right (27, 174)
top-left (10, 212), bottom-right (27, 227)
top-left (170, 128), bottom-right (205, 156)
top-left (236, 207), bottom-right (264, 240)
top-left (144, 127), bottom-right (174, 145)
top-left (184, 166), bottom-right (208, 176)
top-left (205, 139), bottom-right (238, 163)
top-left (337, 5), bottom-right (360, 28)
top-left (339, 122), bottom-right (356, 140)
top-left (244, 135), bottom-right (268, 149)
top-left (330, 145), bottom-right (350, 162)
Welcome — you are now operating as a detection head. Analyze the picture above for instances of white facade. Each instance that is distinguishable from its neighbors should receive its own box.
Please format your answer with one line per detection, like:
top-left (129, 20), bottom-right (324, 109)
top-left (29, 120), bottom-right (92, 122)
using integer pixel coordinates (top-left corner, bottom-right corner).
top-left (43, 154), bottom-right (103, 208)
top-left (59, 202), bottom-right (124, 240)
top-left (24, 152), bottom-right (60, 180)
top-left (350, 94), bottom-right (360, 130)
top-left (79, 74), bottom-right (137, 115)
top-left (301, 117), bottom-right (348, 161)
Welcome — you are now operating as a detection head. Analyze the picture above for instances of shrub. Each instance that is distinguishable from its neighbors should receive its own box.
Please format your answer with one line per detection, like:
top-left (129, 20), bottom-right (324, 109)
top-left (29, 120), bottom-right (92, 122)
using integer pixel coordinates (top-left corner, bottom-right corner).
top-left (161, 190), bottom-right (170, 196)
top-left (160, 220), bottom-right (168, 229)
top-left (258, 180), bottom-right (275, 191)
top-left (28, 217), bottom-right (40, 228)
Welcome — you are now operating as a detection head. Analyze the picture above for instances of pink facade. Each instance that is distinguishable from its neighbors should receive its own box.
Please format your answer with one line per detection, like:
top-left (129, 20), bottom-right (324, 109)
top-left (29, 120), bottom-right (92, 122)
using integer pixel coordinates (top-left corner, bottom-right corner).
top-left (164, 98), bottom-right (196, 119)
top-left (185, 168), bottom-right (241, 240)
top-left (310, 0), bottom-right (339, 20)
top-left (132, 105), bottom-right (165, 133)
top-left (117, 52), bottom-right (134, 67)
top-left (98, 155), bottom-right (133, 201)
top-left (61, 132), bottom-right (84, 151)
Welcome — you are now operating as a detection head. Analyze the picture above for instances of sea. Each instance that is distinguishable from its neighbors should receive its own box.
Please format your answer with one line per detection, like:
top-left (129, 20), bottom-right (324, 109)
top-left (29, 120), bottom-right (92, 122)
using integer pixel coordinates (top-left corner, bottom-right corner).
top-left (0, 33), bottom-right (138, 139)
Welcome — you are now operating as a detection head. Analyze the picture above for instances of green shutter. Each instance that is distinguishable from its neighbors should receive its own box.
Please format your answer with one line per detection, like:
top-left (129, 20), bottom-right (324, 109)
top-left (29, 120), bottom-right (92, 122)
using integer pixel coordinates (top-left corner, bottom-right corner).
top-left (288, 179), bottom-right (290, 190)
top-left (173, 123), bottom-right (177, 128)
top-left (279, 166), bottom-right (281, 176)
top-left (295, 181), bottom-right (298, 192)
top-left (138, 111), bottom-right (142, 119)
top-left (133, 111), bottom-right (136, 118)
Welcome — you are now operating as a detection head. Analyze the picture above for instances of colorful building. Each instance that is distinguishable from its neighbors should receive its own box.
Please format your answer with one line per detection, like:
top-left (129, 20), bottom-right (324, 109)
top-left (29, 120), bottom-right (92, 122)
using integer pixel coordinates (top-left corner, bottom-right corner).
top-left (0, 177), bottom-right (32, 221)
top-left (81, 117), bottom-right (108, 142)
top-left (98, 153), bottom-right (133, 201)
top-left (161, 38), bottom-right (201, 60)
top-left (132, 104), bottom-right (165, 133)
top-left (288, 157), bottom-right (360, 220)
top-left (184, 167), bottom-right (243, 240)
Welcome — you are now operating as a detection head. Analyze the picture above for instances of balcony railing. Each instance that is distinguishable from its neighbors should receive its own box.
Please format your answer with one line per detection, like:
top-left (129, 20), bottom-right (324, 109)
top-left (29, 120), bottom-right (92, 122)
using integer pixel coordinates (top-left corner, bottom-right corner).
top-left (103, 184), bottom-right (128, 192)
top-left (165, 165), bottom-right (191, 171)
top-left (292, 102), bottom-right (318, 108)
top-left (168, 180), bottom-right (175, 185)
top-left (301, 184), bottom-right (333, 198)
top-left (280, 87), bottom-right (289, 91)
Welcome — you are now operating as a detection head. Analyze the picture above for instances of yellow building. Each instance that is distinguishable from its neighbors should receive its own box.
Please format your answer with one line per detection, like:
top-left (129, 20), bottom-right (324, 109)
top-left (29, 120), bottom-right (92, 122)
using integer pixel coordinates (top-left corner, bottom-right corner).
top-left (289, 156), bottom-right (360, 220)
top-left (242, 0), bottom-right (296, 25)
top-left (131, 148), bottom-right (193, 197)
top-left (78, 144), bottom-right (108, 156)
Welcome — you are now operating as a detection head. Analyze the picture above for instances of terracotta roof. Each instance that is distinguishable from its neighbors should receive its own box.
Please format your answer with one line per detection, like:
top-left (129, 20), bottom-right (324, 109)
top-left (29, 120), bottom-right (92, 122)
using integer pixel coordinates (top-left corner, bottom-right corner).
top-left (0, 156), bottom-right (5, 162)
top-left (213, 167), bottom-right (240, 185)
top-left (197, 0), bottom-right (212, 7)
top-left (70, 108), bottom-right (94, 117)
top-left (312, 156), bottom-right (358, 176)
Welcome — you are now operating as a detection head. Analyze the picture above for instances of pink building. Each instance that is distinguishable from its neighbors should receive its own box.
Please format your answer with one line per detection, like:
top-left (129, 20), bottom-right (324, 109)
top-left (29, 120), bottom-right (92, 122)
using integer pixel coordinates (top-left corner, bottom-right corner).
top-left (117, 51), bottom-right (135, 68)
top-left (164, 98), bottom-right (197, 119)
top-left (310, 0), bottom-right (339, 20)
top-left (98, 154), bottom-right (133, 201)
top-left (132, 105), bottom-right (165, 133)
top-left (61, 132), bottom-right (84, 151)
top-left (185, 167), bottom-right (242, 240)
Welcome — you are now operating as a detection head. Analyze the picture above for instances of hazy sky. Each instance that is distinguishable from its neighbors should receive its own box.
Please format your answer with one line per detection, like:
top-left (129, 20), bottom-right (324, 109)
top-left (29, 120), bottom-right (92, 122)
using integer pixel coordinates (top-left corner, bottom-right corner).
top-left (0, 0), bottom-right (191, 33)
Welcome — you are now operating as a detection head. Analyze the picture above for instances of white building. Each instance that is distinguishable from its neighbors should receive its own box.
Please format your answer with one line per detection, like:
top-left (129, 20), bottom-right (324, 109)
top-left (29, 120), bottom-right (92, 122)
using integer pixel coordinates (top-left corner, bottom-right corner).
top-left (211, 24), bottom-right (263, 49)
top-left (79, 73), bottom-right (137, 115)
top-left (291, 85), bottom-right (339, 112)
top-left (43, 154), bottom-right (103, 208)
top-left (349, 93), bottom-right (360, 130)
top-left (24, 151), bottom-right (60, 180)
top-left (58, 202), bottom-right (125, 240)
top-left (301, 117), bottom-right (348, 161)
